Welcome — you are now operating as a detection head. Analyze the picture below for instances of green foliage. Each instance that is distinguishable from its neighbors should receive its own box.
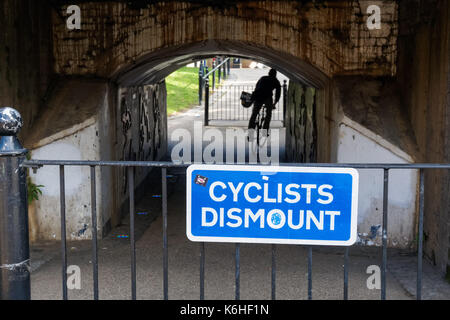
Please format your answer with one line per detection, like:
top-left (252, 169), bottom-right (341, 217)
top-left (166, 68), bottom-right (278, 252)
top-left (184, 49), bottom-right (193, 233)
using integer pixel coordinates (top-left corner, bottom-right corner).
top-left (166, 66), bottom-right (219, 115)
top-left (27, 177), bottom-right (44, 205)
top-left (166, 66), bottom-right (200, 115)
top-left (25, 151), bottom-right (44, 205)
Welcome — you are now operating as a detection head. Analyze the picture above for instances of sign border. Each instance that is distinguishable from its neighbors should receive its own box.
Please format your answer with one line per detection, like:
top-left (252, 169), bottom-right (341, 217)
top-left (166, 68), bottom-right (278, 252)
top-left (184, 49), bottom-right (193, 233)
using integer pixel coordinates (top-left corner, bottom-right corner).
top-left (186, 164), bottom-right (359, 246)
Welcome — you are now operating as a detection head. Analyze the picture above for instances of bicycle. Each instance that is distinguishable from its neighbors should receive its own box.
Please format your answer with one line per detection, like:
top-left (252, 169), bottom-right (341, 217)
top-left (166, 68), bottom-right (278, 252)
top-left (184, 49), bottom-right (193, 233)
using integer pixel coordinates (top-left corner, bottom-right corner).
top-left (241, 91), bottom-right (274, 162)
top-left (251, 102), bottom-right (276, 162)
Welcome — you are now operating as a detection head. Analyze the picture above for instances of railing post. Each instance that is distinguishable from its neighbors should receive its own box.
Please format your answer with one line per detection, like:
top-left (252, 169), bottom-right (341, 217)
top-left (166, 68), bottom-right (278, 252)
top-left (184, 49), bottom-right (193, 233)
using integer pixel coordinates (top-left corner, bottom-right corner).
top-left (212, 60), bottom-right (216, 91)
top-left (222, 58), bottom-right (227, 79)
top-left (223, 58), bottom-right (227, 78)
top-left (204, 78), bottom-right (210, 127)
top-left (282, 80), bottom-right (287, 125)
top-left (0, 107), bottom-right (30, 300)
top-left (198, 64), bottom-right (204, 105)
top-left (218, 57), bottom-right (222, 83)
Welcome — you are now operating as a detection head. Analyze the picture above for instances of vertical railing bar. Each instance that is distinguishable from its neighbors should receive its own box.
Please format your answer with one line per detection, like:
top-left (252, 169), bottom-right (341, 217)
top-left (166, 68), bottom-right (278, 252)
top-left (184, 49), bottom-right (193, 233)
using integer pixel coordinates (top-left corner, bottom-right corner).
top-left (59, 165), bottom-right (68, 300)
top-left (233, 85), bottom-right (235, 120)
top-left (128, 167), bottom-right (137, 300)
top-left (381, 168), bottom-right (389, 300)
top-left (229, 85), bottom-right (231, 120)
top-left (200, 242), bottom-right (205, 300)
top-left (241, 86), bottom-right (244, 120)
top-left (211, 87), bottom-right (214, 121)
top-left (307, 246), bottom-right (312, 300)
top-left (238, 86), bottom-right (241, 121)
top-left (90, 165), bottom-right (99, 300)
top-left (417, 168), bottom-right (425, 300)
top-left (235, 243), bottom-right (240, 300)
top-left (343, 246), bottom-right (349, 300)
top-left (241, 85), bottom-right (244, 121)
top-left (271, 244), bottom-right (276, 300)
top-left (162, 167), bottom-right (168, 300)
top-left (243, 86), bottom-right (246, 121)
top-left (220, 82), bottom-right (226, 120)
top-left (225, 84), bottom-right (228, 120)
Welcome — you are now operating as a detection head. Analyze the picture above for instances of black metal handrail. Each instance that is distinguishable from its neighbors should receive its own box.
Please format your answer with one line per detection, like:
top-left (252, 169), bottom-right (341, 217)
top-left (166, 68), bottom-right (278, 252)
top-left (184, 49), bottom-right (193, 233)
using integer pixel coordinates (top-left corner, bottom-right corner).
top-left (202, 57), bottom-right (230, 80)
top-left (198, 57), bottom-right (231, 105)
top-left (21, 160), bottom-right (450, 169)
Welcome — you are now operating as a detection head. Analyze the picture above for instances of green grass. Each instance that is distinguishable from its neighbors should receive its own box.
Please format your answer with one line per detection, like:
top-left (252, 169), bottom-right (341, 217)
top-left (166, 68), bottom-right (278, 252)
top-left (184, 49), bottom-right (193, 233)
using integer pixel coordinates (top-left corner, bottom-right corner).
top-left (166, 66), bottom-right (200, 115)
top-left (165, 66), bottom-right (219, 116)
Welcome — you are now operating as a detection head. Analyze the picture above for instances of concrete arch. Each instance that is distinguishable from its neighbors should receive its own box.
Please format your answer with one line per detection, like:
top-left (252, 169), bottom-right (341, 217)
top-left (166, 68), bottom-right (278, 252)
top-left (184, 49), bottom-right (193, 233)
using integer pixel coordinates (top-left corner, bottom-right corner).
top-left (112, 40), bottom-right (329, 88)
top-left (52, 0), bottom-right (398, 80)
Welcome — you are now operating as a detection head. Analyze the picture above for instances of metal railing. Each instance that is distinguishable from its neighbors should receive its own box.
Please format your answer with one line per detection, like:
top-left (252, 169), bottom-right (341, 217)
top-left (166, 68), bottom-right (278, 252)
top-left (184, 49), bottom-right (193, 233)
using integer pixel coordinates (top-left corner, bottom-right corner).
top-left (205, 84), bottom-right (286, 124)
top-left (13, 159), bottom-right (450, 300)
top-left (198, 57), bottom-right (231, 106)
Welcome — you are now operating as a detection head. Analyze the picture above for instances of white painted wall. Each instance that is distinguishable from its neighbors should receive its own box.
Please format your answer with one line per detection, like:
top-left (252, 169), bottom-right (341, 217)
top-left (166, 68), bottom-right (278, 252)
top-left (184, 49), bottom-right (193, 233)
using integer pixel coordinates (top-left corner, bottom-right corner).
top-left (29, 121), bottom-right (105, 240)
top-left (336, 117), bottom-right (418, 248)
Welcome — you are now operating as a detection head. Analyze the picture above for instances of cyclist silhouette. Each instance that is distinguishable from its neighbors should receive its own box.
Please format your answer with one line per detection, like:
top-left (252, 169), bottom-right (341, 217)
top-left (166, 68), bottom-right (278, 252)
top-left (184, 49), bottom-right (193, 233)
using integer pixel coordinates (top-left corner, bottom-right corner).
top-left (248, 68), bottom-right (281, 133)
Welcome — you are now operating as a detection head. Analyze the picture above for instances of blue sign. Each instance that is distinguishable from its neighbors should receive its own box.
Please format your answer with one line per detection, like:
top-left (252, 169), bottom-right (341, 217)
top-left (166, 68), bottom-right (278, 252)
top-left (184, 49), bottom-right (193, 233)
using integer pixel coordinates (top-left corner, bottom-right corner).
top-left (186, 165), bottom-right (359, 246)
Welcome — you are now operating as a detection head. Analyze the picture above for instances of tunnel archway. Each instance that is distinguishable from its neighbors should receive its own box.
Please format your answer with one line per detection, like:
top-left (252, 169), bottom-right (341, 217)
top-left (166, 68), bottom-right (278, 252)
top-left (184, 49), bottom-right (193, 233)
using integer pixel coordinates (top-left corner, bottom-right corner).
top-left (112, 40), bottom-right (331, 165)
top-left (112, 40), bottom-right (329, 89)
top-left (112, 42), bottom-right (329, 232)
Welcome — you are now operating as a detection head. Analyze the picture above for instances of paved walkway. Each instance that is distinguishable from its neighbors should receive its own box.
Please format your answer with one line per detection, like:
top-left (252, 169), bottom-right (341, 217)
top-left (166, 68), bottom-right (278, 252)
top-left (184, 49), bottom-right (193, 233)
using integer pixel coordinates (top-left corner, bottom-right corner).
top-left (168, 67), bottom-right (287, 163)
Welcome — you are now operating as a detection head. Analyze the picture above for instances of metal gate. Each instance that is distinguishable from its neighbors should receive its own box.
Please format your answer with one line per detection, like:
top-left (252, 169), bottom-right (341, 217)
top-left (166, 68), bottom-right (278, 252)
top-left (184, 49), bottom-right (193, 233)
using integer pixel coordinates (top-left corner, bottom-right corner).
top-left (204, 83), bottom-right (288, 126)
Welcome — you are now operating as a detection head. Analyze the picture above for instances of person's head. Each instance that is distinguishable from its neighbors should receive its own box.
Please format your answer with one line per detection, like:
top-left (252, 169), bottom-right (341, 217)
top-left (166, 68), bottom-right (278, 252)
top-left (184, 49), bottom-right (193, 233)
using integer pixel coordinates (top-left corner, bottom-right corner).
top-left (268, 68), bottom-right (277, 78)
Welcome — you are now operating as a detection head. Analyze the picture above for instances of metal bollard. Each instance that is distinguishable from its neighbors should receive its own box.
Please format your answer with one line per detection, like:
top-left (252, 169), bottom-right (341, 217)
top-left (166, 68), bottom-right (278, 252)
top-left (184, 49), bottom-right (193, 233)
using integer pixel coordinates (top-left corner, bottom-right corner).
top-left (0, 107), bottom-right (30, 300)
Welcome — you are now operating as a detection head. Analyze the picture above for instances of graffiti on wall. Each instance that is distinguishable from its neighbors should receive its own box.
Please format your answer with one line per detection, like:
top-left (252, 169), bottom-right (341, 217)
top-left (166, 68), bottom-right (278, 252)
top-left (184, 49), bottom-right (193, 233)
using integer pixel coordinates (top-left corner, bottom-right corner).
top-left (285, 81), bottom-right (317, 163)
top-left (119, 81), bottom-right (167, 194)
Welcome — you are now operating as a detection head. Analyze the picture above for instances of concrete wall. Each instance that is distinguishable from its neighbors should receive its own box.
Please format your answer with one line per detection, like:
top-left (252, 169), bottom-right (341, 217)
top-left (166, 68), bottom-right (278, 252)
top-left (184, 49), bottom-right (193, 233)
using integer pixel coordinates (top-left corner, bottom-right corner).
top-left (336, 118), bottom-right (417, 248)
top-left (27, 79), bottom-right (167, 240)
top-left (286, 78), bottom-right (418, 248)
top-left (116, 82), bottom-right (168, 221)
top-left (285, 81), bottom-right (318, 163)
top-left (29, 121), bottom-right (104, 241)
top-left (331, 77), bottom-right (419, 248)
top-left (397, 0), bottom-right (450, 274)
top-left (0, 0), bottom-right (53, 139)
top-left (27, 79), bottom-right (114, 241)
